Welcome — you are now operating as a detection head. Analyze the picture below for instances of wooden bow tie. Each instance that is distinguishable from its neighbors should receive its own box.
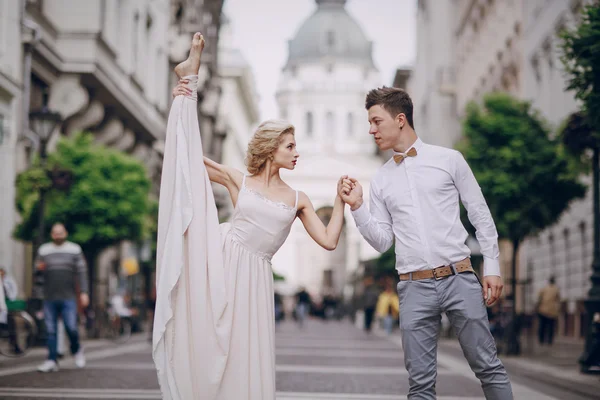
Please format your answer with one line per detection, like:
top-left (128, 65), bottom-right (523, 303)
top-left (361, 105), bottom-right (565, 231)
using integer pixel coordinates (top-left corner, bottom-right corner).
top-left (393, 147), bottom-right (417, 164)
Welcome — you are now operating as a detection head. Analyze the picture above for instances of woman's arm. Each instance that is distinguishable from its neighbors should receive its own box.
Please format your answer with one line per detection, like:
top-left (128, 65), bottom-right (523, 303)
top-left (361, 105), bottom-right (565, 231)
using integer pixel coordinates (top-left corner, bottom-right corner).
top-left (204, 157), bottom-right (244, 203)
top-left (297, 191), bottom-right (345, 251)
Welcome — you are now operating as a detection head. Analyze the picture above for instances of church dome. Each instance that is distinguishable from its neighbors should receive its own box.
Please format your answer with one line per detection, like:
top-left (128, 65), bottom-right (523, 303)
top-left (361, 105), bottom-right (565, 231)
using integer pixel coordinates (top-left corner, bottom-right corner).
top-left (286, 0), bottom-right (374, 67)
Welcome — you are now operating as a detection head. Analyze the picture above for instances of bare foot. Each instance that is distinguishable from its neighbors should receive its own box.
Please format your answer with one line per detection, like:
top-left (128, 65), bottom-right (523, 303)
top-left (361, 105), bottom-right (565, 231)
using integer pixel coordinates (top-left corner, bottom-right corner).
top-left (174, 32), bottom-right (205, 78)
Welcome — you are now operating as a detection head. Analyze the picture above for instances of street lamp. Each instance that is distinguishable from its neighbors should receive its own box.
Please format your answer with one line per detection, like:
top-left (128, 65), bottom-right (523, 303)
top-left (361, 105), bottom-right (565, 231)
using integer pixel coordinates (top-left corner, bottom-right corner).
top-left (29, 104), bottom-right (63, 248)
top-left (580, 146), bottom-right (600, 373)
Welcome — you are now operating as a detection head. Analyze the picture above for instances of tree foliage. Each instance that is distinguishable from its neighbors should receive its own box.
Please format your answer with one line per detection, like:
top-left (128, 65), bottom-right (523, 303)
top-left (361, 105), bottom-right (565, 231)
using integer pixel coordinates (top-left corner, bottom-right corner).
top-left (457, 93), bottom-right (586, 245)
top-left (561, 3), bottom-right (600, 136)
top-left (14, 133), bottom-right (152, 257)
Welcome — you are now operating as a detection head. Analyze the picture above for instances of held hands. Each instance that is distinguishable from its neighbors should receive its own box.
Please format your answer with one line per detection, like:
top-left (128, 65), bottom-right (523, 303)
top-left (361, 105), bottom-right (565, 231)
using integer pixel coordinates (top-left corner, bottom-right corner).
top-left (482, 275), bottom-right (503, 306)
top-left (172, 78), bottom-right (193, 98)
top-left (337, 175), bottom-right (364, 210)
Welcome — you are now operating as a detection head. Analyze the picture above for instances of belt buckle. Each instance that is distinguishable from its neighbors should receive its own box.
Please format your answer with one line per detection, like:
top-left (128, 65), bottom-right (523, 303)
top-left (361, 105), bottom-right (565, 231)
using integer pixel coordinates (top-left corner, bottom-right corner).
top-left (433, 266), bottom-right (454, 280)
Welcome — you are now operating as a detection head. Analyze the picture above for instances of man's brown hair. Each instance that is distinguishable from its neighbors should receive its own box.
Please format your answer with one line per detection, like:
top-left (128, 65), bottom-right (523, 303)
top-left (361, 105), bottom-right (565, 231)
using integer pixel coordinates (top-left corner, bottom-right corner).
top-left (365, 87), bottom-right (414, 129)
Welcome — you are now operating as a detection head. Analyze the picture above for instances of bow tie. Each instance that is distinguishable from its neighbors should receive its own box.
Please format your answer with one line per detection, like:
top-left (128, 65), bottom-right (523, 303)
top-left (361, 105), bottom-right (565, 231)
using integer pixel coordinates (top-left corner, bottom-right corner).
top-left (393, 147), bottom-right (417, 164)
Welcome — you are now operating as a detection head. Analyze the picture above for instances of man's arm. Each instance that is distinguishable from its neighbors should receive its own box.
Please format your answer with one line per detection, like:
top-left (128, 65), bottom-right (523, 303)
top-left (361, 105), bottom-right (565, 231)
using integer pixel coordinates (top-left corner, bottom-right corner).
top-left (75, 247), bottom-right (89, 293)
top-left (340, 177), bottom-right (394, 253)
top-left (453, 152), bottom-right (503, 305)
top-left (453, 152), bottom-right (500, 276)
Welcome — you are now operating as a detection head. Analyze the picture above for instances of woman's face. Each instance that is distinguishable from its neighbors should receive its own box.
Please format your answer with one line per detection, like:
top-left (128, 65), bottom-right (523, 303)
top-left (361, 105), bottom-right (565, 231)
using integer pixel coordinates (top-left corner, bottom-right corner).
top-left (272, 133), bottom-right (299, 170)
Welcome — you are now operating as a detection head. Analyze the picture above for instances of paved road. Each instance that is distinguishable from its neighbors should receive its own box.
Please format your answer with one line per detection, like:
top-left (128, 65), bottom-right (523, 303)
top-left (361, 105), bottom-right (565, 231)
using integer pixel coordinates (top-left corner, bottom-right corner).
top-left (0, 319), bottom-right (597, 399)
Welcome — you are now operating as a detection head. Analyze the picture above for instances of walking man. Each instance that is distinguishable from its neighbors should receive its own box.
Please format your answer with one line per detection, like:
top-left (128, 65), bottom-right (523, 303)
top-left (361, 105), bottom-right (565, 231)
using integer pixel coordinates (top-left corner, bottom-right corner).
top-left (36, 223), bottom-right (89, 372)
top-left (339, 87), bottom-right (513, 399)
top-left (536, 276), bottom-right (560, 346)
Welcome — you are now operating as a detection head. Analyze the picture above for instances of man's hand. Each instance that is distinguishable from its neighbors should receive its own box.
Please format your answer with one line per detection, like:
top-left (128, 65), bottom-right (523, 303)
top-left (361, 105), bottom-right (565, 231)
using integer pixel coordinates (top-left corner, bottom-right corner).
top-left (482, 275), bottom-right (503, 306)
top-left (79, 293), bottom-right (90, 308)
top-left (339, 177), bottom-right (364, 210)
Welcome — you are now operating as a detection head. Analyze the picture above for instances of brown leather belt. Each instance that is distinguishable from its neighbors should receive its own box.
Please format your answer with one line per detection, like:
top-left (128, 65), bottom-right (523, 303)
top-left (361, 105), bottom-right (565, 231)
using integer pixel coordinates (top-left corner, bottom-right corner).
top-left (399, 258), bottom-right (474, 281)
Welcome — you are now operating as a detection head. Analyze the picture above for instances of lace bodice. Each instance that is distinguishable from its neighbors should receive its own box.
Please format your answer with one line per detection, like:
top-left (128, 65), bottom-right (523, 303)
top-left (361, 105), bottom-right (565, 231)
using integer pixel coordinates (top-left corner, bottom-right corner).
top-left (223, 176), bottom-right (297, 262)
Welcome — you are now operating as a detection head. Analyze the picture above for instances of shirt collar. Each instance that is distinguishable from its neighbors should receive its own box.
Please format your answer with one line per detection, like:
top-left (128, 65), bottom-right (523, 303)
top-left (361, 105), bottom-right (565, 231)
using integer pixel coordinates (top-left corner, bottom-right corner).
top-left (393, 137), bottom-right (424, 156)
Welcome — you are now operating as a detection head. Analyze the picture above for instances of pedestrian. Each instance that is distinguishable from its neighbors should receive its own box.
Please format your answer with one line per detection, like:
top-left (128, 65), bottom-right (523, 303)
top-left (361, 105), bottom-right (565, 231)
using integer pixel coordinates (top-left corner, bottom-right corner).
top-left (362, 276), bottom-right (379, 333)
top-left (536, 276), bottom-right (560, 346)
top-left (376, 277), bottom-right (399, 335)
top-left (35, 222), bottom-right (89, 373)
top-left (339, 87), bottom-right (513, 398)
top-left (0, 267), bottom-right (21, 354)
top-left (295, 287), bottom-right (311, 328)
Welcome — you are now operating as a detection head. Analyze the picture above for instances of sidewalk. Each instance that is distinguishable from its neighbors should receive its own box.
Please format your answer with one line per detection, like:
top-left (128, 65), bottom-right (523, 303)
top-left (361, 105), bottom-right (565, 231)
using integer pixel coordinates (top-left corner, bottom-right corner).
top-left (439, 337), bottom-right (600, 399)
top-left (0, 333), bottom-right (149, 369)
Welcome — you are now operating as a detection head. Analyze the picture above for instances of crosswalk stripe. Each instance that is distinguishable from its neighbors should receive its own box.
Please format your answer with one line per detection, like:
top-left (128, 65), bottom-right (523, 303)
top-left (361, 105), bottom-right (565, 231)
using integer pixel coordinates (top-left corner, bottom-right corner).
top-left (0, 387), bottom-right (483, 400)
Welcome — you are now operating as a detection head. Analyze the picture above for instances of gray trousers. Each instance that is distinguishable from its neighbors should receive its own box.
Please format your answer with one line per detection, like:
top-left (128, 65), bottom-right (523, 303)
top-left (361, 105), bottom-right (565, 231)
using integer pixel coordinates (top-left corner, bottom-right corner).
top-left (397, 271), bottom-right (513, 399)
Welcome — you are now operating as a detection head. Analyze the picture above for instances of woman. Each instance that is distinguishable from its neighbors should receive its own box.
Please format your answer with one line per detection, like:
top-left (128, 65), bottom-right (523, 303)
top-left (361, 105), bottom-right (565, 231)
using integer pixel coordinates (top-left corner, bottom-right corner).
top-left (153, 33), bottom-right (346, 400)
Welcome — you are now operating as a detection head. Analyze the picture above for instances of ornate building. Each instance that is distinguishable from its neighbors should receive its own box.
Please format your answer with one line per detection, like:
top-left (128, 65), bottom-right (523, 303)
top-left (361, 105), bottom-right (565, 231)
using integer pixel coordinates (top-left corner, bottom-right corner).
top-left (273, 0), bottom-right (382, 298)
top-left (0, 0), bottom-right (226, 304)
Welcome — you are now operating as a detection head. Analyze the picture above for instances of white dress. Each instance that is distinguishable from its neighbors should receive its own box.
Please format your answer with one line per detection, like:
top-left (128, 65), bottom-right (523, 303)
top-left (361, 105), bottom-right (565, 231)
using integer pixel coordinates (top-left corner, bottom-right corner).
top-left (153, 74), bottom-right (296, 400)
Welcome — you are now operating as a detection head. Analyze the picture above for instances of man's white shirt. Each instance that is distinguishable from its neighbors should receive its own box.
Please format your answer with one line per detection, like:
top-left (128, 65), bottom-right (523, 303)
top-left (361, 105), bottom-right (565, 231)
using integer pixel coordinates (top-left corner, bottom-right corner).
top-left (351, 138), bottom-right (501, 277)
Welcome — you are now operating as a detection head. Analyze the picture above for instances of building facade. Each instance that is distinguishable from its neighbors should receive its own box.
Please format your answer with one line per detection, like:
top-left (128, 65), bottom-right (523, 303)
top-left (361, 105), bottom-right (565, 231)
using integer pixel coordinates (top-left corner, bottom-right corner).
top-left (518, 0), bottom-right (592, 339)
top-left (0, 0), bottom-right (227, 306)
top-left (273, 0), bottom-right (382, 299)
top-left (217, 14), bottom-right (260, 221)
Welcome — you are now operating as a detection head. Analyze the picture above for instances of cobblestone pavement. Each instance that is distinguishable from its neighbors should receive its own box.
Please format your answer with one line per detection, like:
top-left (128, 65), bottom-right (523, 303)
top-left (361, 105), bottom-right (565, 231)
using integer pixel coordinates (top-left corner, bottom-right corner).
top-left (0, 318), bottom-right (597, 399)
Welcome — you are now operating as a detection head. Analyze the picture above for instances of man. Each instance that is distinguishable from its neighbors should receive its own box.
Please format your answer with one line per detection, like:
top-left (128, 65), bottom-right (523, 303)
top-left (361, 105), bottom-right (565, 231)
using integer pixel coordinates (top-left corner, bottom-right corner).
top-left (537, 276), bottom-right (560, 346)
top-left (362, 276), bottom-right (380, 333)
top-left (35, 223), bottom-right (89, 372)
top-left (339, 87), bottom-right (512, 399)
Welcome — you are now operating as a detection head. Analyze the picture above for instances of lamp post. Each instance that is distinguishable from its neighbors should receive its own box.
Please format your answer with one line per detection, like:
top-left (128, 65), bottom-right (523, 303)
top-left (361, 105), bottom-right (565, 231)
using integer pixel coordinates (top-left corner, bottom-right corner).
top-left (580, 147), bottom-right (600, 373)
top-left (29, 104), bottom-right (63, 249)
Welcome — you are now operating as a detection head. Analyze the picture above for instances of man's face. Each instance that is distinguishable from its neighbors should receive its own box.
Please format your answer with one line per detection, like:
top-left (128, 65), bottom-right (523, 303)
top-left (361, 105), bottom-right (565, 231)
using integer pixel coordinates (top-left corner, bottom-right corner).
top-left (51, 224), bottom-right (68, 244)
top-left (368, 105), bottom-right (402, 151)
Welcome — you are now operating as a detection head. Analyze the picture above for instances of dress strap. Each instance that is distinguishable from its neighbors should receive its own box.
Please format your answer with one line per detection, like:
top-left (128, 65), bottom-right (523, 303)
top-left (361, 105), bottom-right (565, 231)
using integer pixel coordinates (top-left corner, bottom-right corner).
top-left (294, 190), bottom-right (299, 209)
top-left (242, 174), bottom-right (247, 188)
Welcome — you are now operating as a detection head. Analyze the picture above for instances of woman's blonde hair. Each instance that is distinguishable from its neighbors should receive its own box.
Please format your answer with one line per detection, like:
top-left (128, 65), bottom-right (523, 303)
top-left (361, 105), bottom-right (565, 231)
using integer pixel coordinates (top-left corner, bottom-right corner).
top-left (245, 119), bottom-right (295, 175)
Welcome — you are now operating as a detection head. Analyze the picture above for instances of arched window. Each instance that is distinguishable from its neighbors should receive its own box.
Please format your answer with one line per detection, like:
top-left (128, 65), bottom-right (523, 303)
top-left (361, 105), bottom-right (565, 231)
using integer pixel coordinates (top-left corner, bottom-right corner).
top-left (306, 112), bottom-right (313, 137)
top-left (326, 112), bottom-right (335, 133)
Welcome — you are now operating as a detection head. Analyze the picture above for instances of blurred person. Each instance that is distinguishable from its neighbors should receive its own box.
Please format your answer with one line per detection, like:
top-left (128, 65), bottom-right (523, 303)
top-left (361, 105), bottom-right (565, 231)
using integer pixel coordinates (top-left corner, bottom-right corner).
top-left (274, 292), bottom-right (284, 326)
top-left (154, 33), bottom-right (346, 400)
top-left (0, 267), bottom-right (21, 354)
top-left (376, 278), bottom-right (399, 335)
top-left (146, 285), bottom-right (156, 342)
top-left (536, 276), bottom-right (560, 346)
top-left (339, 87), bottom-right (512, 399)
top-left (295, 287), bottom-right (311, 328)
top-left (35, 223), bottom-right (89, 373)
top-left (362, 276), bottom-right (380, 333)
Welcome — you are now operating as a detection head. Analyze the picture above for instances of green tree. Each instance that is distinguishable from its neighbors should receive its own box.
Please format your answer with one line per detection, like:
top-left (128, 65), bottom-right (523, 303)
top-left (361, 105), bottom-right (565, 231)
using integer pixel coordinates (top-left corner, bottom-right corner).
top-left (560, 3), bottom-right (600, 371)
top-left (457, 93), bottom-right (586, 341)
top-left (561, 4), bottom-right (600, 135)
top-left (14, 133), bottom-right (152, 302)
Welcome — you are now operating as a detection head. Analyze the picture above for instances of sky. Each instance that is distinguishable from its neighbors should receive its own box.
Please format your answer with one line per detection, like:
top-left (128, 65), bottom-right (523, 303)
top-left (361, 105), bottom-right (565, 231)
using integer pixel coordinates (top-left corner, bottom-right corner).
top-left (222, 0), bottom-right (417, 120)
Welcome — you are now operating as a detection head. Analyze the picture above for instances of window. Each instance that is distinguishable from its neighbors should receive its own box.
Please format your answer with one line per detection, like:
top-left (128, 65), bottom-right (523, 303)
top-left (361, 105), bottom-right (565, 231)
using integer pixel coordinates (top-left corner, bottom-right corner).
top-left (326, 31), bottom-right (335, 49)
top-left (132, 13), bottom-right (140, 71)
top-left (0, 115), bottom-right (4, 145)
top-left (347, 113), bottom-right (354, 137)
top-left (326, 112), bottom-right (335, 133)
top-left (306, 112), bottom-right (313, 137)
top-left (580, 222), bottom-right (587, 287)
